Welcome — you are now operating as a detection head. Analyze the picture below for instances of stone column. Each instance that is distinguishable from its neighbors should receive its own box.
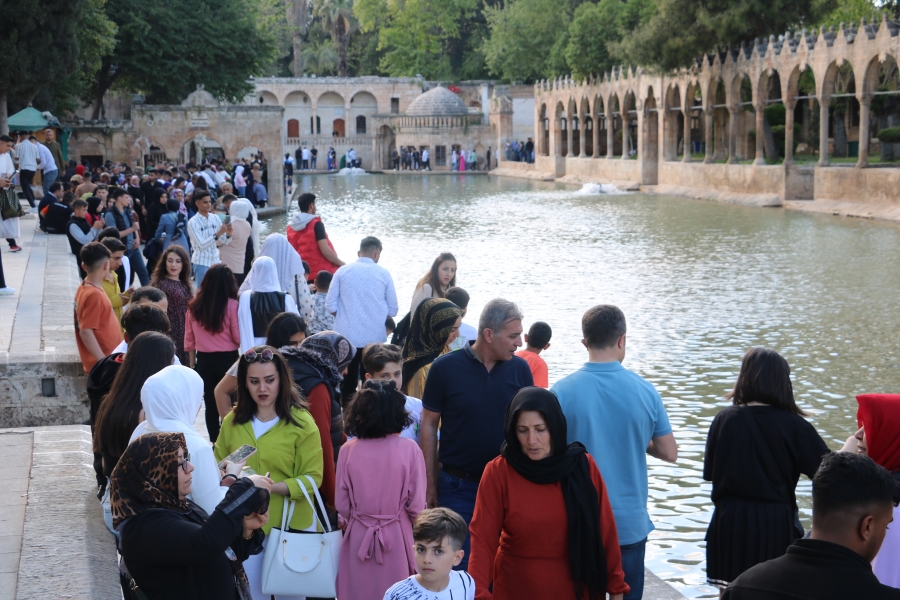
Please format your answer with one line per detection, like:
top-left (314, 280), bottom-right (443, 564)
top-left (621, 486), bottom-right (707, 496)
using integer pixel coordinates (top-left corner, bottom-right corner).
top-left (311, 105), bottom-right (318, 136)
top-left (818, 101), bottom-right (830, 166)
top-left (606, 118), bottom-right (615, 158)
top-left (682, 109), bottom-right (692, 162)
top-left (783, 104), bottom-right (795, 165)
top-left (727, 107), bottom-right (738, 164)
top-left (566, 118), bottom-right (574, 157)
top-left (554, 118), bottom-right (562, 156)
top-left (621, 115), bottom-right (630, 159)
top-left (579, 116), bottom-right (587, 157)
top-left (704, 109), bottom-right (714, 163)
top-left (592, 115), bottom-right (601, 158)
top-left (857, 99), bottom-right (871, 168)
top-left (753, 104), bottom-right (766, 165)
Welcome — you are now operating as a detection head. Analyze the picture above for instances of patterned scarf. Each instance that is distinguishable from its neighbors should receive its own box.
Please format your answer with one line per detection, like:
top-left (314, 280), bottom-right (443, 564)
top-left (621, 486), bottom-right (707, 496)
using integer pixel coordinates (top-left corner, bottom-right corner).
top-left (401, 298), bottom-right (464, 387)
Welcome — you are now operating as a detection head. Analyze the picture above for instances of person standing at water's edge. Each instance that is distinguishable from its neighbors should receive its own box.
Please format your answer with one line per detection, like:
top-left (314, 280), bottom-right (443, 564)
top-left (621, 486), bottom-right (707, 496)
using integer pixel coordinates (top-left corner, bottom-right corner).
top-left (552, 305), bottom-right (677, 600)
top-left (287, 192), bottom-right (343, 282)
top-left (326, 236), bottom-right (399, 406)
top-left (420, 298), bottom-right (533, 570)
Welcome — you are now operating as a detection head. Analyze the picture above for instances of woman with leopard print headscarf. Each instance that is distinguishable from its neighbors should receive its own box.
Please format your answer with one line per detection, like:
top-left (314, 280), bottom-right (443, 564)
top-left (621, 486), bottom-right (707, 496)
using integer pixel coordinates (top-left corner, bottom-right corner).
top-left (110, 431), bottom-right (270, 600)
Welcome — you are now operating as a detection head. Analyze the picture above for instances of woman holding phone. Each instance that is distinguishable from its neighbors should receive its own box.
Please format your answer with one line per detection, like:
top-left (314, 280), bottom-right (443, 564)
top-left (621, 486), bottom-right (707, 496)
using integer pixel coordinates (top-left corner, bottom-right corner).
top-left (214, 345), bottom-right (324, 600)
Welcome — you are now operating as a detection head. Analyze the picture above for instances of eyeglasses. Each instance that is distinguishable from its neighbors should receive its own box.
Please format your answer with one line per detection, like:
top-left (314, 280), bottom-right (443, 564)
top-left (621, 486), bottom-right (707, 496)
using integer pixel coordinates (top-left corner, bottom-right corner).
top-left (178, 452), bottom-right (192, 472)
top-left (243, 348), bottom-right (275, 363)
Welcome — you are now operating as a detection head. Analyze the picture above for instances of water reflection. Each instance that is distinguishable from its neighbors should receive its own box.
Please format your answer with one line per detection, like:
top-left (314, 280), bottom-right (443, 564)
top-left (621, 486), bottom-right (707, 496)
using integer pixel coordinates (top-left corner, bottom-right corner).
top-left (266, 174), bottom-right (900, 598)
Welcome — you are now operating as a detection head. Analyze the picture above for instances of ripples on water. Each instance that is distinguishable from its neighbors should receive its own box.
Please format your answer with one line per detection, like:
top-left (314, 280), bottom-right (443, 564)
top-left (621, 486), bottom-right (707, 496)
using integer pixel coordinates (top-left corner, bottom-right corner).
top-left (265, 174), bottom-right (900, 598)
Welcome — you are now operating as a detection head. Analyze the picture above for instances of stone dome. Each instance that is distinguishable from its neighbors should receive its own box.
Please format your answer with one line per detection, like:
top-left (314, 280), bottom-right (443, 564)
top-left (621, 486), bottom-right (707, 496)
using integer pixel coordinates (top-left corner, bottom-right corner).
top-left (405, 86), bottom-right (469, 116)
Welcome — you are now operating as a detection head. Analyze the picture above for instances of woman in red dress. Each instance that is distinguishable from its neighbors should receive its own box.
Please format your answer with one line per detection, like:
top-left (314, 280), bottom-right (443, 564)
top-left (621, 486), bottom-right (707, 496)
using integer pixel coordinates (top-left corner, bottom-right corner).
top-left (469, 387), bottom-right (629, 600)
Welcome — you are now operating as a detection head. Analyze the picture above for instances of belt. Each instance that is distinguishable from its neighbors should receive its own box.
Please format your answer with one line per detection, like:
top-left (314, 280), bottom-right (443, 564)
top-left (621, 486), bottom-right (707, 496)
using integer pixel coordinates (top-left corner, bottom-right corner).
top-left (441, 464), bottom-right (483, 483)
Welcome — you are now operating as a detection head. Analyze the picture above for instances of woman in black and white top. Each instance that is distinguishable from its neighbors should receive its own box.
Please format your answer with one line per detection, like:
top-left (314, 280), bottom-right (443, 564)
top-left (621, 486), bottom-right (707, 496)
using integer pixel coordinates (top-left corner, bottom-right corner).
top-left (237, 256), bottom-right (300, 352)
top-left (409, 252), bottom-right (457, 315)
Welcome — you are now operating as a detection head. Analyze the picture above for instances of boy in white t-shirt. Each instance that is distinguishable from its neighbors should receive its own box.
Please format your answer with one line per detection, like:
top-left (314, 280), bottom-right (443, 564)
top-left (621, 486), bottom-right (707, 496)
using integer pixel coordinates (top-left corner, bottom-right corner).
top-left (362, 342), bottom-right (422, 442)
top-left (383, 508), bottom-right (475, 600)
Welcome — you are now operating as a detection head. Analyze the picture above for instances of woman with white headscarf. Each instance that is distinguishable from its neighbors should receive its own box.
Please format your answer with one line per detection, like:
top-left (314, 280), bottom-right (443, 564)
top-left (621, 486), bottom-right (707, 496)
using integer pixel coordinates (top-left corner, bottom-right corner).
top-left (237, 256), bottom-right (300, 352)
top-left (218, 200), bottom-right (252, 286)
top-left (233, 198), bottom-right (260, 257)
top-left (238, 233), bottom-right (314, 322)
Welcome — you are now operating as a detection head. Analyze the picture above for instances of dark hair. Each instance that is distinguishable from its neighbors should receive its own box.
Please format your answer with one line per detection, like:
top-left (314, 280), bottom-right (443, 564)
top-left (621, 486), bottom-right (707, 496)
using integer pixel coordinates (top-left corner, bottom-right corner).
top-left (189, 264), bottom-right (237, 334)
top-left (315, 270), bottom-right (332, 290)
top-left (413, 507), bottom-right (468, 550)
top-left (194, 178), bottom-right (210, 193)
top-left (62, 191), bottom-right (76, 206)
top-left (95, 183), bottom-right (108, 192)
top-left (80, 242), bottom-right (111, 272)
top-left (166, 198), bottom-right (180, 212)
top-left (359, 236), bottom-right (382, 253)
top-left (299, 193), bottom-right (316, 213)
top-left (812, 452), bottom-right (899, 525)
top-left (121, 304), bottom-right (170, 341)
top-left (385, 316), bottom-right (396, 331)
top-left (132, 286), bottom-right (166, 304)
top-left (233, 346), bottom-right (307, 427)
top-left (302, 261), bottom-right (310, 276)
top-left (49, 181), bottom-right (63, 194)
top-left (344, 380), bottom-right (411, 439)
top-left (101, 236), bottom-right (126, 254)
top-left (581, 304), bottom-right (626, 349)
top-left (108, 187), bottom-right (128, 202)
top-left (527, 321), bottom-right (552, 348)
top-left (221, 193), bottom-right (236, 205)
top-left (361, 343), bottom-right (402, 375)
top-left (0, 134), bottom-right (13, 143)
top-left (72, 198), bottom-right (88, 210)
top-left (93, 332), bottom-right (175, 466)
top-left (727, 347), bottom-right (805, 416)
top-left (266, 313), bottom-right (308, 349)
top-left (151, 245), bottom-right (192, 289)
top-left (415, 252), bottom-right (456, 297)
top-left (98, 226), bottom-right (121, 242)
top-left (444, 286), bottom-right (469, 309)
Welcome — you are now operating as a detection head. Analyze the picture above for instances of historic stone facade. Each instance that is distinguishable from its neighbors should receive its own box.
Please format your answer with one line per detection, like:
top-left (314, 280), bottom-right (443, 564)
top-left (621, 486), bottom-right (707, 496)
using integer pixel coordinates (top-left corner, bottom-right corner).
top-left (520, 17), bottom-right (900, 205)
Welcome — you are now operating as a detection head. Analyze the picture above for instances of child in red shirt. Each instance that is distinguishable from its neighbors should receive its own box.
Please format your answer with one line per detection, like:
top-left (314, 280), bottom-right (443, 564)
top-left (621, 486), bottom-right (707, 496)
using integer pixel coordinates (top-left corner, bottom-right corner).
top-left (514, 321), bottom-right (552, 388)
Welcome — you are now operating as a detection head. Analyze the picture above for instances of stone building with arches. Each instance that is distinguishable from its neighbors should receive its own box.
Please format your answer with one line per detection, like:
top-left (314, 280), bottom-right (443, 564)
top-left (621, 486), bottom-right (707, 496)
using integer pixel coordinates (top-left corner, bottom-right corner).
top-left (515, 16), bottom-right (900, 205)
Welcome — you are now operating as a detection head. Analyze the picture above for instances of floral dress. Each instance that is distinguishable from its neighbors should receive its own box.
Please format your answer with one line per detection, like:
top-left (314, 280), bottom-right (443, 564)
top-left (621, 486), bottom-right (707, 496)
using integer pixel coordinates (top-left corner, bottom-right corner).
top-left (154, 277), bottom-right (192, 365)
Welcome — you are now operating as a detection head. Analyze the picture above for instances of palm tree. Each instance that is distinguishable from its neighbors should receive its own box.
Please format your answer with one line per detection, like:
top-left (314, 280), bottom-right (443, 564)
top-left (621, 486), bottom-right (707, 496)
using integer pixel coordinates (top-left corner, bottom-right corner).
top-left (287, 0), bottom-right (310, 77)
top-left (314, 0), bottom-right (356, 77)
top-left (300, 43), bottom-right (339, 76)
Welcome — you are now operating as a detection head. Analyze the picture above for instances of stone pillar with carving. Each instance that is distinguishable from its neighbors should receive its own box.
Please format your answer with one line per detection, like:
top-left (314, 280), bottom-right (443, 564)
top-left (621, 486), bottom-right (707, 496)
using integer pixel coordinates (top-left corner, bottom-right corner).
top-left (727, 107), bottom-right (738, 164)
top-left (592, 110), bottom-right (601, 158)
top-left (621, 114), bottom-right (631, 160)
top-left (682, 109), bottom-right (692, 162)
top-left (753, 104), bottom-right (766, 165)
top-left (579, 112), bottom-right (587, 157)
top-left (607, 116), bottom-right (615, 158)
top-left (857, 97), bottom-right (871, 168)
top-left (566, 116), bottom-right (574, 157)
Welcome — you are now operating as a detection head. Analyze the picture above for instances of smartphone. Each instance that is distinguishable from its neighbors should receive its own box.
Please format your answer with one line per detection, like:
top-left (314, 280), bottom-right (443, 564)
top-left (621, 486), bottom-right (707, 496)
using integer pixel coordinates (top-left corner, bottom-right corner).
top-left (224, 215), bottom-right (231, 225)
top-left (218, 444), bottom-right (256, 469)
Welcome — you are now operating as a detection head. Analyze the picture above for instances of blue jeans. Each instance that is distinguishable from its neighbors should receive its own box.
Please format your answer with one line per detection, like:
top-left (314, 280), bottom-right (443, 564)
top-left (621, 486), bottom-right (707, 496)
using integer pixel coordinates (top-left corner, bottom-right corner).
top-left (620, 537), bottom-right (647, 600)
top-left (41, 170), bottom-right (58, 197)
top-left (127, 247), bottom-right (150, 286)
top-left (193, 263), bottom-right (209, 287)
top-left (438, 470), bottom-right (479, 571)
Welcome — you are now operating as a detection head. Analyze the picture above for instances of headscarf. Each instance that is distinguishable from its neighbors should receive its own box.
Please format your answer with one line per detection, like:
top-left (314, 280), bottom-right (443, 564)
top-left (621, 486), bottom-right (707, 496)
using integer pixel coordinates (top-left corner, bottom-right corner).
top-left (501, 387), bottom-right (607, 600)
top-left (401, 298), bottom-right (463, 387)
top-left (290, 331), bottom-right (356, 391)
top-left (231, 199), bottom-right (260, 255)
top-left (109, 432), bottom-right (190, 529)
top-left (239, 234), bottom-right (313, 321)
top-left (86, 195), bottom-right (102, 217)
top-left (238, 257), bottom-right (300, 351)
top-left (857, 394), bottom-right (900, 472)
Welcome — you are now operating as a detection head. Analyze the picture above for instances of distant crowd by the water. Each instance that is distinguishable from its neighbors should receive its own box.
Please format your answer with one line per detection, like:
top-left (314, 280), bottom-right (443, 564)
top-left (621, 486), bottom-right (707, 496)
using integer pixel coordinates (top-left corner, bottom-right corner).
top-left (60, 174), bottom-right (900, 600)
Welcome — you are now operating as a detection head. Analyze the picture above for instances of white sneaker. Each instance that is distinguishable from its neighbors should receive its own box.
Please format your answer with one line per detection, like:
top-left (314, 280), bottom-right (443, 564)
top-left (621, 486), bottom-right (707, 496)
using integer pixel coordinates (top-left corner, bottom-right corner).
top-left (0, 287), bottom-right (15, 295)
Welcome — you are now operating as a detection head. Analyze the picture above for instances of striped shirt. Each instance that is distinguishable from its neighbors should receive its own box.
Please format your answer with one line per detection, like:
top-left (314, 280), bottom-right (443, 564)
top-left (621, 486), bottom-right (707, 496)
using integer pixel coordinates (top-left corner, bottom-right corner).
top-left (187, 212), bottom-right (229, 267)
top-left (383, 572), bottom-right (475, 600)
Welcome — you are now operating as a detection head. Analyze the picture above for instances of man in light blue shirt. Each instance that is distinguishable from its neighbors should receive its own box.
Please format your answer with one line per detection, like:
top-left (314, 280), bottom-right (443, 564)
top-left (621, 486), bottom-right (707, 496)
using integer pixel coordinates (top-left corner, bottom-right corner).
top-left (326, 235), bottom-right (398, 405)
top-left (552, 304), bottom-right (677, 600)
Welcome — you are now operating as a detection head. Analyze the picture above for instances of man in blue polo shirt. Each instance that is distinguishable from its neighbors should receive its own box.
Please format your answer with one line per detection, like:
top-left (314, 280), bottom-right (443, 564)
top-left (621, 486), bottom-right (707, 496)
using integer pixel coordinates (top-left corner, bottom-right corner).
top-left (553, 304), bottom-right (678, 600)
top-left (420, 298), bottom-right (533, 569)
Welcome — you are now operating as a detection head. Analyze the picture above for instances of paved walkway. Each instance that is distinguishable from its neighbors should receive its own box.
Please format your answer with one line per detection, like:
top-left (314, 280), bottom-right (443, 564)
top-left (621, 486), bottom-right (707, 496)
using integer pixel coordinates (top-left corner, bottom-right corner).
top-left (0, 432), bottom-right (32, 598)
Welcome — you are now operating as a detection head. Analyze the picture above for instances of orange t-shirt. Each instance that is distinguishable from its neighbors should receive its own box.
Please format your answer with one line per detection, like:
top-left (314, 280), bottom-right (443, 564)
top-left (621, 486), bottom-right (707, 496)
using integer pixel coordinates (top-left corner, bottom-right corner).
top-left (515, 349), bottom-right (548, 388)
top-left (74, 281), bottom-right (122, 373)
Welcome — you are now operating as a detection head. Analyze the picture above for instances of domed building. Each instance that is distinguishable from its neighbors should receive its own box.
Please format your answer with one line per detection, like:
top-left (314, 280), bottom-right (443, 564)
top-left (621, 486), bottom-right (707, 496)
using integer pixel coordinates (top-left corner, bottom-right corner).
top-left (405, 86), bottom-right (471, 117)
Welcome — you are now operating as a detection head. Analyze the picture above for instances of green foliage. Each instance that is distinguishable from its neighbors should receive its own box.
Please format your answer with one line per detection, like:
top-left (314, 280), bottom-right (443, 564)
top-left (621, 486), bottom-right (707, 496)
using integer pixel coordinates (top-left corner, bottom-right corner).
top-left (877, 127), bottom-right (900, 144)
top-left (765, 103), bottom-right (787, 127)
top-left (814, 0), bottom-right (879, 27)
top-left (481, 0), bottom-right (570, 81)
top-left (565, 0), bottom-right (651, 81)
top-left (771, 124), bottom-right (801, 155)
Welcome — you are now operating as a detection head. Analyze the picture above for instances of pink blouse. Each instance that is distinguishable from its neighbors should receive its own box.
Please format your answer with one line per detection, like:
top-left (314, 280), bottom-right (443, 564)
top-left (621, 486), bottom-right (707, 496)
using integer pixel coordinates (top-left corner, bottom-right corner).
top-left (184, 298), bottom-right (241, 353)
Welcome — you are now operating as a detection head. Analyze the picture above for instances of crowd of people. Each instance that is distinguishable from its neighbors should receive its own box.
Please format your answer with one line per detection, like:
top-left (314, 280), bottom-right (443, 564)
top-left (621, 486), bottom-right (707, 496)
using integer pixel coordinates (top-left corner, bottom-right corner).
top-left (505, 138), bottom-right (534, 164)
top-left (388, 147), bottom-right (492, 172)
top-left (64, 179), bottom-right (900, 600)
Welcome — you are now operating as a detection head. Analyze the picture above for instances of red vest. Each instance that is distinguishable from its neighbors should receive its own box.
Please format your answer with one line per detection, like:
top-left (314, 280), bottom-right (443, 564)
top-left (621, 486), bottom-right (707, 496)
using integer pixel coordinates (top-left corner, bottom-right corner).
top-left (286, 216), bottom-right (340, 281)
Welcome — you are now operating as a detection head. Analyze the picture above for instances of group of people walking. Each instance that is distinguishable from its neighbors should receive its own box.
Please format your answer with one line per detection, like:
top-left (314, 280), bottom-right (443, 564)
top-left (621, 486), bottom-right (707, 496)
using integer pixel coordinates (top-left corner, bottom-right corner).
top-left (73, 185), bottom-right (900, 600)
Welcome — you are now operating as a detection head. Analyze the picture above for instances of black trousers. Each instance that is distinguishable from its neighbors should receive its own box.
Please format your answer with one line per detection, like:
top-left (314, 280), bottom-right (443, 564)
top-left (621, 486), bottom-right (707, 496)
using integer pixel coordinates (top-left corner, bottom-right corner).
top-left (19, 170), bottom-right (36, 207)
top-left (195, 349), bottom-right (239, 443)
top-left (0, 247), bottom-right (6, 288)
top-left (339, 347), bottom-right (365, 408)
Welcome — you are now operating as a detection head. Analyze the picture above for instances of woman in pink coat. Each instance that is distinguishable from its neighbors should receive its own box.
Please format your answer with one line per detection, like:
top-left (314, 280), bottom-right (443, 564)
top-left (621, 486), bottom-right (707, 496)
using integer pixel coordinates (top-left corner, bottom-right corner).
top-left (336, 379), bottom-right (426, 600)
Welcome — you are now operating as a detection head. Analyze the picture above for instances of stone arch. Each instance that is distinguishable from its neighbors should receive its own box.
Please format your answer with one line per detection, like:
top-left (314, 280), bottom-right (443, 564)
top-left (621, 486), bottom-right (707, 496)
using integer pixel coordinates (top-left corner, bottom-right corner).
top-left (622, 89), bottom-right (638, 158)
top-left (664, 83), bottom-right (682, 160)
top-left (756, 68), bottom-right (784, 162)
top-left (318, 91), bottom-right (346, 137)
top-left (580, 96), bottom-right (592, 156)
top-left (607, 93), bottom-right (621, 156)
top-left (350, 91), bottom-right (378, 137)
top-left (182, 134), bottom-right (225, 164)
top-left (729, 72), bottom-right (753, 161)
top-left (708, 77), bottom-right (730, 161)
top-left (284, 91), bottom-right (310, 106)
top-left (567, 97), bottom-right (579, 156)
top-left (684, 80), bottom-right (704, 158)
top-left (555, 101), bottom-right (567, 156)
top-left (822, 59), bottom-right (859, 161)
top-left (644, 86), bottom-right (659, 162)
top-left (594, 94), bottom-right (607, 157)
top-left (539, 103), bottom-right (550, 156)
top-left (864, 54), bottom-right (900, 162)
top-left (787, 64), bottom-right (820, 161)
top-left (257, 90), bottom-right (278, 106)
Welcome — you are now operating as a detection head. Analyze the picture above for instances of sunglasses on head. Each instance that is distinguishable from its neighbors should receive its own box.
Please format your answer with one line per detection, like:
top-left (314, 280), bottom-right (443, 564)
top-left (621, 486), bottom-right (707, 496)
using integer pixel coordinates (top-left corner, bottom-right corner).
top-left (243, 348), bottom-right (275, 363)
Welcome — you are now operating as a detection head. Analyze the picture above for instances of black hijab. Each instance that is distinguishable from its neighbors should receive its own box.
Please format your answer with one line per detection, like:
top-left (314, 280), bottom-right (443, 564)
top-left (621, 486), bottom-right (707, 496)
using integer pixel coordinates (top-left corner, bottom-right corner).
top-left (401, 298), bottom-right (463, 389)
top-left (500, 387), bottom-right (607, 600)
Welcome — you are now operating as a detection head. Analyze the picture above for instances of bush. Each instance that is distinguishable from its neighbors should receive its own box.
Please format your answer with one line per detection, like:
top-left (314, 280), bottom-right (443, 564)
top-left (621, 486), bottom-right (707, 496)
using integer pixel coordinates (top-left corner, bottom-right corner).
top-left (877, 127), bottom-right (900, 144)
top-left (764, 103), bottom-right (787, 127)
top-left (771, 124), bottom-right (801, 156)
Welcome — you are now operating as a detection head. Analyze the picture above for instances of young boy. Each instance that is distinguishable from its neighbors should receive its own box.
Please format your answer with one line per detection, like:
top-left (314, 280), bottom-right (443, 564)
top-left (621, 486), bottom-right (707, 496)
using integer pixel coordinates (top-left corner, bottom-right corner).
top-left (307, 270), bottom-right (335, 334)
top-left (100, 236), bottom-right (129, 328)
top-left (383, 508), bottom-right (474, 600)
top-left (67, 198), bottom-right (104, 278)
top-left (362, 343), bottom-right (422, 443)
top-left (445, 287), bottom-right (477, 351)
top-left (75, 242), bottom-right (123, 374)
top-left (514, 321), bottom-right (552, 388)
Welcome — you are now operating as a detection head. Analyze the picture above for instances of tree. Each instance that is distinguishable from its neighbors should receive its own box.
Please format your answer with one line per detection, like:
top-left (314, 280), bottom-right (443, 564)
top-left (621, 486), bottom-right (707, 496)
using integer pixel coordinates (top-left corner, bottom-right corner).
top-left (89, 0), bottom-right (274, 118)
top-left (288, 0), bottom-right (311, 77)
top-left (481, 0), bottom-right (570, 82)
top-left (300, 43), bottom-right (340, 76)
top-left (315, 0), bottom-right (357, 77)
top-left (564, 0), bottom-right (651, 80)
top-left (613, 0), bottom-right (837, 72)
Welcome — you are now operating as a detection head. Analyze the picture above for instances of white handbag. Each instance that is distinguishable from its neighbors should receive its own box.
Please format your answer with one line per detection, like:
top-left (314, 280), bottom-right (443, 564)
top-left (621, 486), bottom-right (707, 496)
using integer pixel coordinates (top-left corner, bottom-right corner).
top-left (261, 475), bottom-right (342, 597)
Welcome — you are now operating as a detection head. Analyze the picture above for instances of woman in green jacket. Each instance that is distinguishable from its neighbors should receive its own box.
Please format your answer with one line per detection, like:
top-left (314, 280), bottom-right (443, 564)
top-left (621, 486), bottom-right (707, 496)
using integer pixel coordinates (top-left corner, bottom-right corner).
top-left (214, 345), bottom-right (324, 600)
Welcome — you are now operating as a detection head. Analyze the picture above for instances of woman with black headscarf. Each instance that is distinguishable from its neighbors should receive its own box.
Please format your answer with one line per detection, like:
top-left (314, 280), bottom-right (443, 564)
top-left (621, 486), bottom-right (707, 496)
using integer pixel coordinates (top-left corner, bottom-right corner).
top-left (469, 387), bottom-right (629, 600)
top-left (400, 297), bottom-right (463, 398)
top-left (111, 431), bottom-right (269, 600)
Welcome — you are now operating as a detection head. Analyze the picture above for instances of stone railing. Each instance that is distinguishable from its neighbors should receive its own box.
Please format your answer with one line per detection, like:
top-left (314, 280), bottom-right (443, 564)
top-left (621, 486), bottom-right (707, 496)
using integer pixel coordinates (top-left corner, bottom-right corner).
top-left (284, 136), bottom-right (372, 148)
top-left (390, 114), bottom-right (484, 129)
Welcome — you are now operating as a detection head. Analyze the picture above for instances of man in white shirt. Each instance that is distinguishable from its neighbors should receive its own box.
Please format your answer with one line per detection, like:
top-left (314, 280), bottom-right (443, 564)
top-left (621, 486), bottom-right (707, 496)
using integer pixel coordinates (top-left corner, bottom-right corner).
top-left (421, 148), bottom-right (430, 171)
top-left (15, 133), bottom-right (39, 208)
top-left (301, 147), bottom-right (310, 170)
top-left (187, 190), bottom-right (231, 286)
top-left (35, 139), bottom-right (58, 196)
top-left (326, 236), bottom-right (398, 406)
